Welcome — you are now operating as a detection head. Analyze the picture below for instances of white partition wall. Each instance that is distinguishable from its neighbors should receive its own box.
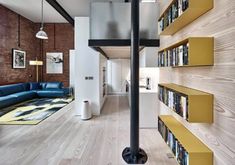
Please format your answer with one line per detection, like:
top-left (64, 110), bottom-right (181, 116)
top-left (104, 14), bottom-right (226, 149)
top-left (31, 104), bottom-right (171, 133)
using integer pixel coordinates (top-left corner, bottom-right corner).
top-left (75, 17), bottom-right (106, 116)
top-left (69, 50), bottom-right (75, 89)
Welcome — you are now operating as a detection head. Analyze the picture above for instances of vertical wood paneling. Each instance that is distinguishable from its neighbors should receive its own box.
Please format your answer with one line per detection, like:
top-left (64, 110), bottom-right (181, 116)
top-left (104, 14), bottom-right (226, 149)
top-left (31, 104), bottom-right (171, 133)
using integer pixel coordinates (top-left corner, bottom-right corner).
top-left (159, 0), bottom-right (235, 164)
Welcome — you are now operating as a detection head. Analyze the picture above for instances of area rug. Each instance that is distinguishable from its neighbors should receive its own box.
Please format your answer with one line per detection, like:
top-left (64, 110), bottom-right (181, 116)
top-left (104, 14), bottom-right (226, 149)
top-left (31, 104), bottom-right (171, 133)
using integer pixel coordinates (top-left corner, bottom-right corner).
top-left (0, 97), bottom-right (73, 125)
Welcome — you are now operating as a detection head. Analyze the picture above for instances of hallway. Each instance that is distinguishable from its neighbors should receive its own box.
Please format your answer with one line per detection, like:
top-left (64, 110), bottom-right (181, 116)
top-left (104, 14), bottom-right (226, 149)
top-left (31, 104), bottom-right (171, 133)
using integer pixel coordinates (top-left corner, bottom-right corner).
top-left (0, 96), bottom-right (177, 165)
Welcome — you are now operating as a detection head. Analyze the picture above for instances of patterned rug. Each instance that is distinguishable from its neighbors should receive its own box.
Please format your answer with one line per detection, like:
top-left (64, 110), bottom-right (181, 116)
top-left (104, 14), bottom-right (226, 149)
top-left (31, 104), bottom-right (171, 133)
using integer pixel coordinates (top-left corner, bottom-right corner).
top-left (0, 97), bottom-right (73, 125)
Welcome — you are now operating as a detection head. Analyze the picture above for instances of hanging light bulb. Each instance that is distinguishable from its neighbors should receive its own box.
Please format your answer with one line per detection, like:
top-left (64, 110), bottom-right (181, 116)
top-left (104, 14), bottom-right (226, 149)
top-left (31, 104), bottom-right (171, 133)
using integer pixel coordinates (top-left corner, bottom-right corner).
top-left (36, 0), bottom-right (48, 39)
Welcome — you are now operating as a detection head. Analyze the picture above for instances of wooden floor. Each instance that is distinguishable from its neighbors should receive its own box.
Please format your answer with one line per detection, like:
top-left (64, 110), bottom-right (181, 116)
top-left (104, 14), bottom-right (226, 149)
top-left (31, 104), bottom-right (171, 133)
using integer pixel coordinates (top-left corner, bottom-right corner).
top-left (0, 96), bottom-right (177, 165)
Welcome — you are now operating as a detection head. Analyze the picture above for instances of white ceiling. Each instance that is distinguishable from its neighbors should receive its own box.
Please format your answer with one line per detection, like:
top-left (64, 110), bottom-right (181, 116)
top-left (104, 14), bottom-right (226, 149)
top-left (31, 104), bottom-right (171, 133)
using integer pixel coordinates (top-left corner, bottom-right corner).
top-left (0, 0), bottom-right (125, 23)
top-left (101, 46), bottom-right (131, 59)
top-left (101, 46), bottom-right (144, 59)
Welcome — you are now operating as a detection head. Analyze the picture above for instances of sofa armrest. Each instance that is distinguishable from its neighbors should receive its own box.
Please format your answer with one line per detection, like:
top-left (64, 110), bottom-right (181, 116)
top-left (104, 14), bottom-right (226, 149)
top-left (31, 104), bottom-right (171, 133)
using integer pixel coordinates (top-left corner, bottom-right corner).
top-left (62, 88), bottom-right (70, 95)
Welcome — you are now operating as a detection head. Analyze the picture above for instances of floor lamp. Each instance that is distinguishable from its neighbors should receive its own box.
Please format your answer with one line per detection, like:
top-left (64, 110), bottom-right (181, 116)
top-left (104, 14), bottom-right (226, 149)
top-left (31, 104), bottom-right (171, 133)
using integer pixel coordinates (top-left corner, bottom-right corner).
top-left (29, 58), bottom-right (43, 82)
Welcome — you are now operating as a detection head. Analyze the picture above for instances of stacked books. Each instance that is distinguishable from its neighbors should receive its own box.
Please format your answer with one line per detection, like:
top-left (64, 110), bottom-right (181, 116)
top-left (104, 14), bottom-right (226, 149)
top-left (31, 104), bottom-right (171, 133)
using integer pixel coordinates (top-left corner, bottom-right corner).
top-left (157, 42), bottom-right (189, 67)
top-left (158, 117), bottom-right (189, 165)
top-left (158, 0), bottom-right (189, 33)
top-left (158, 85), bottom-right (188, 120)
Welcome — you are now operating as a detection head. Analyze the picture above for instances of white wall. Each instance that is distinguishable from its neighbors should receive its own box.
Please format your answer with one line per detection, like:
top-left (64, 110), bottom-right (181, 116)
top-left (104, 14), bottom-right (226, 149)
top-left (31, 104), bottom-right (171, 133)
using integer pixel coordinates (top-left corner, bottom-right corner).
top-left (99, 55), bottom-right (107, 110)
top-left (140, 47), bottom-right (158, 68)
top-left (139, 67), bottom-right (159, 91)
top-left (75, 17), bottom-right (101, 115)
top-left (107, 59), bottom-right (130, 95)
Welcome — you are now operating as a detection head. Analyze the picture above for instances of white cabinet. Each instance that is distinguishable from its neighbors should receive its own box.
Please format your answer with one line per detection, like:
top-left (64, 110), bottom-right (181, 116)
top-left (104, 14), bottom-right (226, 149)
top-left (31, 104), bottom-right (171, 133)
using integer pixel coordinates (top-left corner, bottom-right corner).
top-left (139, 91), bottom-right (159, 128)
top-left (127, 80), bottom-right (159, 128)
top-left (107, 59), bottom-right (130, 94)
top-left (140, 47), bottom-right (158, 68)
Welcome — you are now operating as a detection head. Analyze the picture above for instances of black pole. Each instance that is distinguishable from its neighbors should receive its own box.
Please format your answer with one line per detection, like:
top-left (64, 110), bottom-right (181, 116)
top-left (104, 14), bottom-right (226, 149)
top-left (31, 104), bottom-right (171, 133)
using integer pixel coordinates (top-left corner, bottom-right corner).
top-left (122, 0), bottom-right (148, 164)
top-left (130, 0), bottom-right (140, 156)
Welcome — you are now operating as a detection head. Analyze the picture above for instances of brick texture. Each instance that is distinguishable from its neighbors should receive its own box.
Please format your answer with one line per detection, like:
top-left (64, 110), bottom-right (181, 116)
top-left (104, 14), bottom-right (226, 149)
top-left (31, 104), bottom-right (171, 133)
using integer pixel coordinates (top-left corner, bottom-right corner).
top-left (0, 5), bottom-right (74, 87)
top-left (42, 23), bottom-right (74, 87)
top-left (0, 5), bottom-right (39, 85)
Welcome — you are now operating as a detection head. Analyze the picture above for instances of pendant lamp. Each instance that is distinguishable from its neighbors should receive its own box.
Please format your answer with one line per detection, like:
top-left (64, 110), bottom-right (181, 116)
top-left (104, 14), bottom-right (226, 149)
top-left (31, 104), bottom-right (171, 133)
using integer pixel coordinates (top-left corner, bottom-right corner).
top-left (36, 0), bottom-right (48, 39)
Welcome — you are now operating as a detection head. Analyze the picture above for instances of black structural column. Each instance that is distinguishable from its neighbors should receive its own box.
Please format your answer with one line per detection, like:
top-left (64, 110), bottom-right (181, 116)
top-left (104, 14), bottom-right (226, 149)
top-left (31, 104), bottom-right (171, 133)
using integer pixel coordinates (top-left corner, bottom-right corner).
top-left (122, 0), bottom-right (148, 164)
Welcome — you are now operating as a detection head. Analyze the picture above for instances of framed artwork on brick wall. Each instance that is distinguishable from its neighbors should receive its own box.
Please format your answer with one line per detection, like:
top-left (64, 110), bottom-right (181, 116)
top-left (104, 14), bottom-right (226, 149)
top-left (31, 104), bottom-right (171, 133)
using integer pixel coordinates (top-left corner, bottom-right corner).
top-left (46, 52), bottom-right (63, 74)
top-left (12, 49), bottom-right (26, 69)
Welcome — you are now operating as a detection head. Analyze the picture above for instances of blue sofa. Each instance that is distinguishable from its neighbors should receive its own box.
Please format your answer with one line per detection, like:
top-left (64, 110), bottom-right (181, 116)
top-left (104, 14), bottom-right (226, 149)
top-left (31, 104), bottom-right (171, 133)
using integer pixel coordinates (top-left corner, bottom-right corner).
top-left (0, 82), bottom-right (70, 109)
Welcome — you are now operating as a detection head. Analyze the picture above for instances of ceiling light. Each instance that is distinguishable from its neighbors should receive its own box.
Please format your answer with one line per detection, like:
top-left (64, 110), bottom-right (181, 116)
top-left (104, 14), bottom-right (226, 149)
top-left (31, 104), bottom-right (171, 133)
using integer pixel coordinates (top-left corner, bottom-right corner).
top-left (36, 0), bottom-right (48, 39)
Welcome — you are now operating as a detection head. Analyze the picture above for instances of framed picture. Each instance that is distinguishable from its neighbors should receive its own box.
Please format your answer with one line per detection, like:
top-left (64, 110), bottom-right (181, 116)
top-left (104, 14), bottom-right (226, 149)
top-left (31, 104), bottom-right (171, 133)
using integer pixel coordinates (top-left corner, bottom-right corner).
top-left (46, 52), bottom-right (63, 74)
top-left (12, 49), bottom-right (26, 69)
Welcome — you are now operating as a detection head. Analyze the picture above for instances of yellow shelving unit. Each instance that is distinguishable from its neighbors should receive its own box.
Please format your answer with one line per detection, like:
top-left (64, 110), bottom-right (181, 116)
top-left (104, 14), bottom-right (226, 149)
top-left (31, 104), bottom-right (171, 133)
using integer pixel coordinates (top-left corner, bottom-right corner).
top-left (158, 0), bottom-right (213, 35)
top-left (158, 37), bottom-right (214, 67)
top-left (159, 115), bottom-right (213, 165)
top-left (159, 83), bottom-right (213, 123)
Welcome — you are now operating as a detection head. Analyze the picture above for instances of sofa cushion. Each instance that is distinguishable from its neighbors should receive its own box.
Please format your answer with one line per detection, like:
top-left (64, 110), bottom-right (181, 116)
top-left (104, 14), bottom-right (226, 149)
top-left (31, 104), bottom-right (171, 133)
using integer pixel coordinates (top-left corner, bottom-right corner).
top-left (0, 95), bottom-right (18, 109)
top-left (36, 89), bottom-right (65, 98)
top-left (0, 83), bottom-right (25, 96)
top-left (45, 82), bottom-right (63, 89)
top-left (39, 82), bottom-right (47, 89)
top-left (29, 82), bottom-right (39, 90)
top-left (11, 91), bottom-right (37, 102)
top-left (22, 83), bottom-right (30, 91)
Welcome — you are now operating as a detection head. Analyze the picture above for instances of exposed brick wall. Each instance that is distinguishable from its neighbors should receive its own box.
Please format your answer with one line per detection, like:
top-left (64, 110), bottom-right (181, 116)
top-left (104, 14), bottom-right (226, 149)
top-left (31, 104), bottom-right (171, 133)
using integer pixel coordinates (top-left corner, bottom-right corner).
top-left (42, 23), bottom-right (74, 87)
top-left (0, 5), bottom-right (39, 85)
top-left (0, 5), bottom-right (74, 87)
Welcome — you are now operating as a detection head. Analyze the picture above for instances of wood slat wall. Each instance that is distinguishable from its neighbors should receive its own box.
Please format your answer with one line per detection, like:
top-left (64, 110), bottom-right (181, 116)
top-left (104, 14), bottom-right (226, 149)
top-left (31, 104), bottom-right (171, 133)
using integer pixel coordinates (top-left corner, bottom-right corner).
top-left (159, 0), bottom-right (235, 165)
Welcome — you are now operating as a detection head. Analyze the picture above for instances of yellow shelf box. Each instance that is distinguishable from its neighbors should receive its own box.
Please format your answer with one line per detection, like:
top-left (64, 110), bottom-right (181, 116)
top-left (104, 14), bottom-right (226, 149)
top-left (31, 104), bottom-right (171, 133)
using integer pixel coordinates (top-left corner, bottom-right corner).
top-left (157, 37), bottom-right (214, 67)
top-left (158, 83), bottom-right (213, 123)
top-left (158, 115), bottom-right (213, 165)
top-left (158, 0), bottom-right (213, 35)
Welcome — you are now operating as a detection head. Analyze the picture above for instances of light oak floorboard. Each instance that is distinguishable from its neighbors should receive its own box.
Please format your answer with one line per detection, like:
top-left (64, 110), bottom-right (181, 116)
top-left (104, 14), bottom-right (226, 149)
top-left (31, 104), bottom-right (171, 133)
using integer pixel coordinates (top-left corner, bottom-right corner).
top-left (0, 96), bottom-right (177, 165)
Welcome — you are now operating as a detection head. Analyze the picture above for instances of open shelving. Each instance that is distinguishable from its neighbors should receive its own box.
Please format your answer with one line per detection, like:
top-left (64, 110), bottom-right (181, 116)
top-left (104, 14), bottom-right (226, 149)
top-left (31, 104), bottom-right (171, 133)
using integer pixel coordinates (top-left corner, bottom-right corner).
top-left (158, 0), bottom-right (213, 35)
top-left (158, 83), bottom-right (213, 123)
top-left (158, 115), bottom-right (213, 165)
top-left (157, 37), bottom-right (214, 67)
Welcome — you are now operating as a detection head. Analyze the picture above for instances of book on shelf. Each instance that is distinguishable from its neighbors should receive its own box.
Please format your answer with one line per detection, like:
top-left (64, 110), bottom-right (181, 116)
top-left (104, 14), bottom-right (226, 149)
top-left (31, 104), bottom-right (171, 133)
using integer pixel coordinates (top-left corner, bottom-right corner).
top-left (175, 139), bottom-right (179, 159)
top-left (157, 41), bottom-right (189, 67)
top-left (164, 13), bottom-right (169, 28)
top-left (172, 0), bottom-right (178, 22)
top-left (168, 7), bottom-right (172, 25)
top-left (158, 117), bottom-right (190, 165)
top-left (158, 85), bottom-right (189, 121)
top-left (182, 0), bottom-right (189, 12)
top-left (179, 45), bottom-right (184, 66)
top-left (181, 96), bottom-right (188, 120)
top-left (183, 43), bottom-right (189, 65)
top-left (178, 0), bottom-right (183, 17)
top-left (158, 21), bottom-right (162, 35)
top-left (158, 0), bottom-right (189, 32)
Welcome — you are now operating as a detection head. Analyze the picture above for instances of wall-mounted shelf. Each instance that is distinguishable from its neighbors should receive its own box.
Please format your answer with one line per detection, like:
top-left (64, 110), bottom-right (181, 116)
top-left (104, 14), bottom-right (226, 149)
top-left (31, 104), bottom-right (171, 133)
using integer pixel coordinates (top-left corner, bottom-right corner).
top-left (158, 0), bottom-right (213, 35)
top-left (158, 83), bottom-right (213, 123)
top-left (158, 115), bottom-right (213, 165)
top-left (157, 37), bottom-right (214, 67)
